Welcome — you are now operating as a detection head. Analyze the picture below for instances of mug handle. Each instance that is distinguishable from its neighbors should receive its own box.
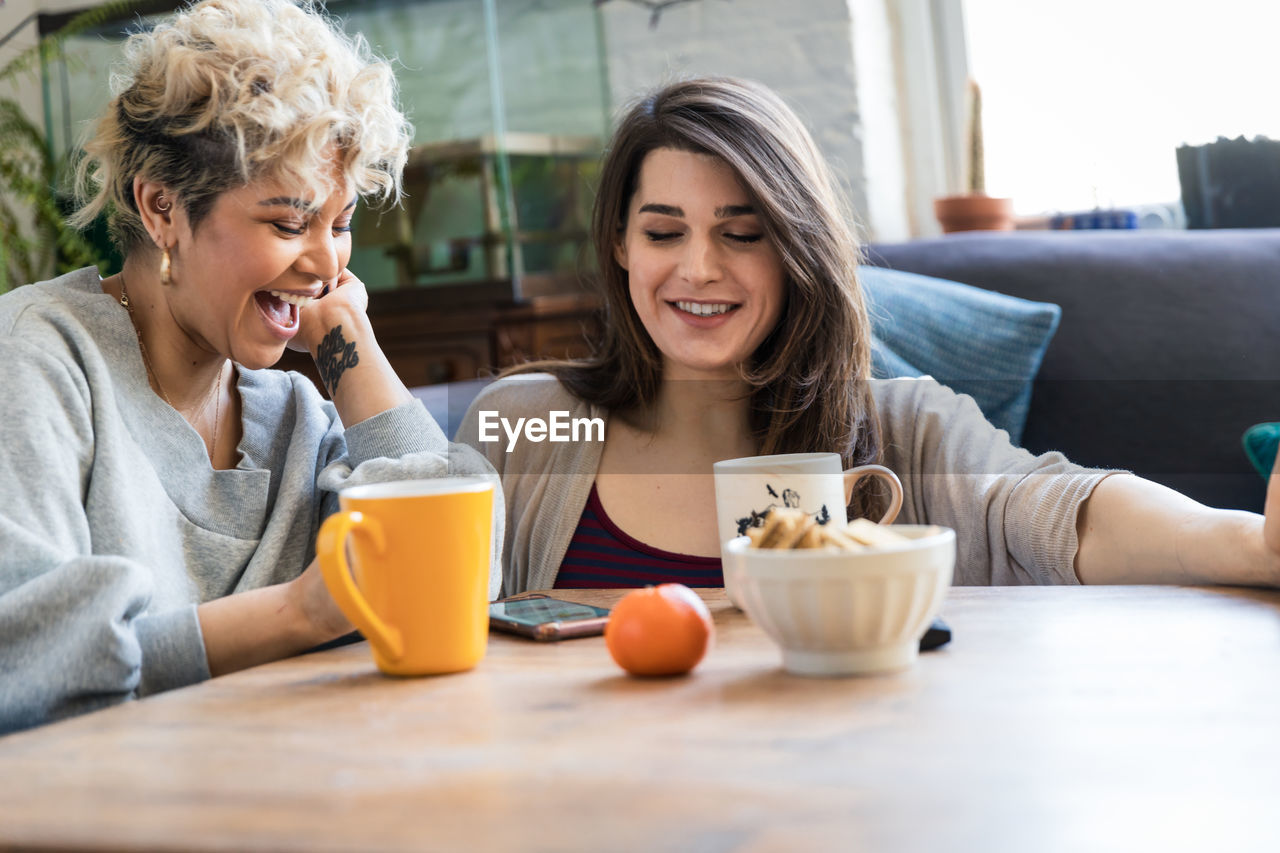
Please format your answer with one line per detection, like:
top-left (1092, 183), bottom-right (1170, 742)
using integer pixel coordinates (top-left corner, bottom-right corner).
top-left (842, 464), bottom-right (904, 525)
top-left (316, 511), bottom-right (404, 663)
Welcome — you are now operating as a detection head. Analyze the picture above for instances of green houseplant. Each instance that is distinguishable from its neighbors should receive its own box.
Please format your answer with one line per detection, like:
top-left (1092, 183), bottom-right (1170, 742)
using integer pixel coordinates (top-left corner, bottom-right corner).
top-left (0, 2), bottom-right (138, 293)
top-left (933, 79), bottom-right (1014, 233)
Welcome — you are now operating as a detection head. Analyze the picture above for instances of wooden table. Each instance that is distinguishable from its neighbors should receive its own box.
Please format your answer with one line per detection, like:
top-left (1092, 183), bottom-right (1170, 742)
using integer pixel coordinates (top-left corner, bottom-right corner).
top-left (3, 586), bottom-right (1280, 852)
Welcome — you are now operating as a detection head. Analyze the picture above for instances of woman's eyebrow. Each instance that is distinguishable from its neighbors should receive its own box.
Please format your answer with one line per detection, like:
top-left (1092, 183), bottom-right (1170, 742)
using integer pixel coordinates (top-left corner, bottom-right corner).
top-left (638, 203), bottom-right (683, 217)
top-left (257, 196), bottom-right (359, 213)
top-left (636, 203), bottom-right (756, 218)
top-left (258, 196), bottom-right (312, 211)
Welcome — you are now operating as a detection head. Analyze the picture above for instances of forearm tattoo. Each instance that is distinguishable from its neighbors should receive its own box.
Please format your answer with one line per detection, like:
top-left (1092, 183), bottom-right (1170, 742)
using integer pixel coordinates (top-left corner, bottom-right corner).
top-left (317, 325), bottom-right (359, 395)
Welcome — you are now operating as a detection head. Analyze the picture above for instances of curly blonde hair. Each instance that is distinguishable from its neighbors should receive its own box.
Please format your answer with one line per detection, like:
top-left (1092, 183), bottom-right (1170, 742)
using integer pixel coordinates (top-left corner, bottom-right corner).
top-left (71, 0), bottom-right (411, 252)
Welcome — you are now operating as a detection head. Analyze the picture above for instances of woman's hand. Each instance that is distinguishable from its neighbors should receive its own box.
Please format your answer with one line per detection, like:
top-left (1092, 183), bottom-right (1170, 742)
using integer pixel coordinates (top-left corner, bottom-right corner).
top-left (1260, 450), bottom-right (1280, 574)
top-left (284, 267), bottom-right (412, 425)
top-left (288, 268), bottom-right (370, 355)
top-left (198, 559), bottom-right (353, 678)
top-left (287, 558), bottom-right (354, 643)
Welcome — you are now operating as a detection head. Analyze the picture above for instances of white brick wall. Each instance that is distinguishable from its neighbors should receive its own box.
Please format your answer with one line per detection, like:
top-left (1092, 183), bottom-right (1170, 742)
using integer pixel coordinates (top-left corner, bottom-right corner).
top-left (600, 0), bottom-right (872, 236)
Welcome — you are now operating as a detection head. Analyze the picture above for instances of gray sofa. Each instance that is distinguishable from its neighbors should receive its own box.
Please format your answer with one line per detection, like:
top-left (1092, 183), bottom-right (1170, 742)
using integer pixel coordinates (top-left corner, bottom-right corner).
top-left (866, 229), bottom-right (1280, 512)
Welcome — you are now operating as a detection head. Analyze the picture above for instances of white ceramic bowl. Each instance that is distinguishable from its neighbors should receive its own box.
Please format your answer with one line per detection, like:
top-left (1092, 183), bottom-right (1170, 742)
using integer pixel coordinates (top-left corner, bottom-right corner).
top-left (723, 525), bottom-right (955, 676)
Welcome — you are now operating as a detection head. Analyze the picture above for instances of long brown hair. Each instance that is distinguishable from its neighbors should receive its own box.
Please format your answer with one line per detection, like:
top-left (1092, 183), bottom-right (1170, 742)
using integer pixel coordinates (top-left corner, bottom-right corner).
top-left (514, 77), bottom-right (884, 516)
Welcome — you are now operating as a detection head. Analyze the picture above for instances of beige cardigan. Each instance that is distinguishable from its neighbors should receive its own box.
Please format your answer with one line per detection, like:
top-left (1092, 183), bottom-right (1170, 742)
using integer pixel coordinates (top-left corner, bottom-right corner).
top-left (456, 375), bottom-right (1118, 596)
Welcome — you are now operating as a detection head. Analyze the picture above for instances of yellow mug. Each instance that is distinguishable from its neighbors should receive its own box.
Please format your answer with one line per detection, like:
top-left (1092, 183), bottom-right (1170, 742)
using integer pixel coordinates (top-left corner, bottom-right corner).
top-left (317, 477), bottom-right (494, 676)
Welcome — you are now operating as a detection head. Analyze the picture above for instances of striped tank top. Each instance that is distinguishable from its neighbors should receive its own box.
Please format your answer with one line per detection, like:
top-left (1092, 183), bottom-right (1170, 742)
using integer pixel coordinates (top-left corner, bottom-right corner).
top-left (554, 484), bottom-right (723, 588)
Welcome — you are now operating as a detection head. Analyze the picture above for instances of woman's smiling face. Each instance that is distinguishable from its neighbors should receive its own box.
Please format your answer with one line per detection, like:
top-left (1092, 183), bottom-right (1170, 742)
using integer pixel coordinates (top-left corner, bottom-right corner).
top-left (164, 164), bottom-right (356, 370)
top-left (616, 147), bottom-right (786, 381)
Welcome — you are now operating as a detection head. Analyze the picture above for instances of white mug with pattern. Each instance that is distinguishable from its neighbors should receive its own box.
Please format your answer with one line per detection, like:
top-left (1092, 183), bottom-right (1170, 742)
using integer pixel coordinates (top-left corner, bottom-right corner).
top-left (714, 452), bottom-right (903, 608)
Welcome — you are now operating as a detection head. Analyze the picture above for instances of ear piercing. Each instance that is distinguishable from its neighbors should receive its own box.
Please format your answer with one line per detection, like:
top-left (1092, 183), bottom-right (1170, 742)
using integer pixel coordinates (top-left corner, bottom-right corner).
top-left (154, 195), bottom-right (173, 284)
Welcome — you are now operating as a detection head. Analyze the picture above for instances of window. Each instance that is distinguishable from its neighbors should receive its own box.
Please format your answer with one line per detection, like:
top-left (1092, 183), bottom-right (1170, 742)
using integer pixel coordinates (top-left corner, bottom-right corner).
top-left (964, 0), bottom-right (1280, 216)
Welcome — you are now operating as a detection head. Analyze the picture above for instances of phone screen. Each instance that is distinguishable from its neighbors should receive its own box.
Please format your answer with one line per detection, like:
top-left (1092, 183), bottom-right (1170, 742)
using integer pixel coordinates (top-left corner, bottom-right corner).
top-left (489, 598), bottom-right (611, 626)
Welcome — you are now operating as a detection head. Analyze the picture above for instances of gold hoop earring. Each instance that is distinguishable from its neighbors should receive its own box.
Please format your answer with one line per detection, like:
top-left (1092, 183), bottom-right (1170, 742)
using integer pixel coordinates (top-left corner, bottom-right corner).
top-left (160, 248), bottom-right (172, 286)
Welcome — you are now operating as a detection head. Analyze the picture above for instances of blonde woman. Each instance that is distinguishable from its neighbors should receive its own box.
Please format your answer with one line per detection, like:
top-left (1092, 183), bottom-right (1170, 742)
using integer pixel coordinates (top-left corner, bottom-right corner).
top-left (458, 77), bottom-right (1280, 595)
top-left (0, 0), bottom-right (501, 733)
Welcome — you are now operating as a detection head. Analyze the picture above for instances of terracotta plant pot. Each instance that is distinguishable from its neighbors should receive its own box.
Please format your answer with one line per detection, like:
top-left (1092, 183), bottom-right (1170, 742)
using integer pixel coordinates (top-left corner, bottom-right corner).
top-left (933, 195), bottom-right (1015, 233)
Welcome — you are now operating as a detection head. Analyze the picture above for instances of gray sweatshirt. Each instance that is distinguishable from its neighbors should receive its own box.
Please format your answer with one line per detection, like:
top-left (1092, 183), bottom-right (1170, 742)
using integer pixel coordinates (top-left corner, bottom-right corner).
top-left (0, 268), bottom-right (503, 734)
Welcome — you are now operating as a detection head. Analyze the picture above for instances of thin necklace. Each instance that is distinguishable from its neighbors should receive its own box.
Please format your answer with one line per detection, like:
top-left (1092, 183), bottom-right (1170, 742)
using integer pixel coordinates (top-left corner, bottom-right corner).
top-left (118, 273), bottom-right (224, 462)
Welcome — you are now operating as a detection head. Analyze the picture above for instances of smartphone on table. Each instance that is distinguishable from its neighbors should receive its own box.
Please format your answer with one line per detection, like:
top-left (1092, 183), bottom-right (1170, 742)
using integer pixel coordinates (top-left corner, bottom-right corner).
top-left (489, 594), bottom-right (611, 641)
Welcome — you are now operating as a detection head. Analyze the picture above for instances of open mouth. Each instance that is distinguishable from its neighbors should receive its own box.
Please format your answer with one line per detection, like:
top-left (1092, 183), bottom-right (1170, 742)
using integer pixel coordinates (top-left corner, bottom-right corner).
top-left (672, 300), bottom-right (740, 317)
top-left (254, 290), bottom-right (314, 335)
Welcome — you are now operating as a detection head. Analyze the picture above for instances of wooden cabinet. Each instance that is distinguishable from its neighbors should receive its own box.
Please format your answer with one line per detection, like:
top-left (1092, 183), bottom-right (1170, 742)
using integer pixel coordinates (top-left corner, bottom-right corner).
top-left (492, 293), bottom-right (600, 367)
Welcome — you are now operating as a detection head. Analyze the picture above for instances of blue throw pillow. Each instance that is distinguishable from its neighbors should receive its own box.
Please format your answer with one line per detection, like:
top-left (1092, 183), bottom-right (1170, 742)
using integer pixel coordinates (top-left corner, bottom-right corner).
top-left (860, 266), bottom-right (1062, 444)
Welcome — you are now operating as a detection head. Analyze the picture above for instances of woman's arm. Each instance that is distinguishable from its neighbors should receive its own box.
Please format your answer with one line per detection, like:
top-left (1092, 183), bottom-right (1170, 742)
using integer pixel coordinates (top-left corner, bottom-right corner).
top-left (0, 336), bottom-right (203, 731)
top-left (1074, 467), bottom-right (1280, 586)
top-left (296, 269), bottom-right (412, 427)
top-left (196, 560), bottom-right (351, 677)
top-left (873, 377), bottom-right (1113, 585)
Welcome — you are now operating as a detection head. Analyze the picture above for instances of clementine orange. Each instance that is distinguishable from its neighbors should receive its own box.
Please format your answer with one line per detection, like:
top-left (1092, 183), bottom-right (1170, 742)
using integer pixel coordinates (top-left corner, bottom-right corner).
top-left (605, 583), bottom-right (714, 676)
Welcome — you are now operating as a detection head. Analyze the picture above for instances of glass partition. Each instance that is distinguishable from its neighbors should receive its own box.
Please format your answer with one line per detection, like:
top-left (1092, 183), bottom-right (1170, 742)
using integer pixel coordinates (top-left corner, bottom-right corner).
top-left (43, 0), bottom-right (610, 302)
